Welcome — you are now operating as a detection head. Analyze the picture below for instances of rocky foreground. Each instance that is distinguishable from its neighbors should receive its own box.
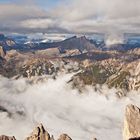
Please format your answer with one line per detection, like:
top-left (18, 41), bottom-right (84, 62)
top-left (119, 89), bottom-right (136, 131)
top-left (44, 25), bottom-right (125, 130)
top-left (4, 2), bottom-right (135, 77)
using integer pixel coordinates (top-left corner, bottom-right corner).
top-left (0, 104), bottom-right (140, 140)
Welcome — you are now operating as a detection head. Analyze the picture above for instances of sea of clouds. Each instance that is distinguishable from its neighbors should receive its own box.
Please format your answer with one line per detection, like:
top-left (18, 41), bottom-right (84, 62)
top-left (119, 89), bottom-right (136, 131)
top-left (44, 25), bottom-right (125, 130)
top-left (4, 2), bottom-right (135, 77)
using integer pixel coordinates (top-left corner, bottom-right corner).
top-left (0, 73), bottom-right (140, 140)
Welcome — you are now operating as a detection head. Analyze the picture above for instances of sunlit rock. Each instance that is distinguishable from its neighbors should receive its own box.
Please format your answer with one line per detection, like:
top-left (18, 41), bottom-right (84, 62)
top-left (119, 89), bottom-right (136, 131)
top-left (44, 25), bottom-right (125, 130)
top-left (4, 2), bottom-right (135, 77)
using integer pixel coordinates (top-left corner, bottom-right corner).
top-left (25, 124), bottom-right (52, 140)
top-left (123, 104), bottom-right (140, 140)
top-left (0, 46), bottom-right (6, 58)
top-left (0, 135), bottom-right (16, 140)
top-left (58, 134), bottom-right (72, 140)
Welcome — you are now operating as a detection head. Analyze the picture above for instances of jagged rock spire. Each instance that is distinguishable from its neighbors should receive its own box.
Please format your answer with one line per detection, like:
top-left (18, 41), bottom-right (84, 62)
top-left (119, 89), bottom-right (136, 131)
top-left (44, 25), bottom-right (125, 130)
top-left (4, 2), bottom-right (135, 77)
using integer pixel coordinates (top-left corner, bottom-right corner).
top-left (25, 124), bottom-right (72, 140)
top-left (25, 123), bottom-right (51, 140)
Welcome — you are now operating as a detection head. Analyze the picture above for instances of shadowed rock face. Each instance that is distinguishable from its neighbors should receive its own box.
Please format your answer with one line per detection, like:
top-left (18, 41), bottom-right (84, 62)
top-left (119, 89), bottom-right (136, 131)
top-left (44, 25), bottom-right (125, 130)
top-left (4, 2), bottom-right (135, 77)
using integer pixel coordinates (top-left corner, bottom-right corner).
top-left (129, 138), bottom-right (140, 140)
top-left (123, 104), bottom-right (140, 140)
top-left (0, 135), bottom-right (16, 140)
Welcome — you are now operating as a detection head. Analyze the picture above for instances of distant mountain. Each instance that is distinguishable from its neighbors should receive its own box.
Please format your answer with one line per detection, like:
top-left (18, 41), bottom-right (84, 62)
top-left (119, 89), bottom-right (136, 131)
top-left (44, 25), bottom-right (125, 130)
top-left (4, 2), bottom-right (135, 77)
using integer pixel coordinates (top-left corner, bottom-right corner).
top-left (33, 36), bottom-right (97, 53)
top-left (1, 33), bottom-right (140, 52)
top-left (101, 43), bottom-right (140, 52)
top-left (0, 35), bottom-right (97, 52)
top-left (102, 43), bottom-right (125, 51)
top-left (7, 34), bottom-right (28, 44)
top-left (0, 34), bottom-right (16, 49)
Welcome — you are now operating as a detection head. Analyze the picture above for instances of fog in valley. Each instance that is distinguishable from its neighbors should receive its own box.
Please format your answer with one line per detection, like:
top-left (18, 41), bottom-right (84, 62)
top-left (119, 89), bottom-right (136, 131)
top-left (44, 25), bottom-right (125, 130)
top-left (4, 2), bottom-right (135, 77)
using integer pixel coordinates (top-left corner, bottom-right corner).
top-left (0, 74), bottom-right (140, 140)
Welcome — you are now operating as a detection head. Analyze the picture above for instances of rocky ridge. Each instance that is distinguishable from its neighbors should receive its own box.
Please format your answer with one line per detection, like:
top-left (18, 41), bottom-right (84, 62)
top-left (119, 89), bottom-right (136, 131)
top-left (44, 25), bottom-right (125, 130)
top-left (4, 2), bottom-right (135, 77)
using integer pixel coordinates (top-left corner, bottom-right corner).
top-left (0, 34), bottom-right (140, 95)
top-left (71, 59), bottom-right (140, 97)
top-left (0, 48), bottom-right (140, 96)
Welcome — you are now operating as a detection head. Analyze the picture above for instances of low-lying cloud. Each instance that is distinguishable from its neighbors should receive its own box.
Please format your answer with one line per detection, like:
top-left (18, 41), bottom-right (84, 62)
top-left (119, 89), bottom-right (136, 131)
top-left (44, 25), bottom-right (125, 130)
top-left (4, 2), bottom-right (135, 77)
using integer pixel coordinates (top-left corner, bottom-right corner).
top-left (0, 74), bottom-right (140, 140)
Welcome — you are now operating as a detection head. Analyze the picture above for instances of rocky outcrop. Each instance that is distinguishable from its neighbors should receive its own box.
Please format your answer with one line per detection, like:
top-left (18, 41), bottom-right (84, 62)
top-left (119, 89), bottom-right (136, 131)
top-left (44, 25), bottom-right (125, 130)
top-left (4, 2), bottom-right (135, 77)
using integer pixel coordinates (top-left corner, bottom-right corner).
top-left (0, 135), bottom-right (16, 140)
top-left (0, 46), bottom-right (6, 58)
top-left (25, 124), bottom-right (52, 140)
top-left (25, 124), bottom-right (72, 140)
top-left (58, 134), bottom-right (72, 140)
top-left (5, 40), bottom-right (15, 47)
top-left (0, 34), bottom-right (16, 47)
top-left (123, 104), bottom-right (140, 140)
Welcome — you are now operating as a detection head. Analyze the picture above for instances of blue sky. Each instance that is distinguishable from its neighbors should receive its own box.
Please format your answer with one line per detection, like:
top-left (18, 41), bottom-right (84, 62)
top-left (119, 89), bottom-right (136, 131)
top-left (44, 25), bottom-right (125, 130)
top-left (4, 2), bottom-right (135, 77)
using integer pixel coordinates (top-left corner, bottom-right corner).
top-left (0, 0), bottom-right (12, 3)
top-left (38, 0), bottom-right (62, 6)
top-left (0, 0), bottom-right (19, 3)
top-left (0, 0), bottom-right (63, 9)
top-left (36, 0), bottom-right (64, 10)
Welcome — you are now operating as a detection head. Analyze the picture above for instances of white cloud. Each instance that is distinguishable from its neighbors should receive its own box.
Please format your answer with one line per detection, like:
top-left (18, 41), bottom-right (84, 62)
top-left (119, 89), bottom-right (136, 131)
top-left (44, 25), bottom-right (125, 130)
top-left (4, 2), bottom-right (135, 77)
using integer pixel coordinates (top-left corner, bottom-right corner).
top-left (0, 0), bottom-right (140, 35)
top-left (20, 19), bottom-right (54, 29)
top-left (0, 74), bottom-right (140, 140)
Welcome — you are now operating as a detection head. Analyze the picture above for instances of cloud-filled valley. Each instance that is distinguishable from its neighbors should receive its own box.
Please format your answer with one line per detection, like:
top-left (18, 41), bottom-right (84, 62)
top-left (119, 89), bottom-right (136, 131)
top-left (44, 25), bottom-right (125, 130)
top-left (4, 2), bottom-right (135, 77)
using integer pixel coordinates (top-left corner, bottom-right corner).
top-left (0, 74), bottom-right (140, 140)
top-left (0, 1), bottom-right (140, 139)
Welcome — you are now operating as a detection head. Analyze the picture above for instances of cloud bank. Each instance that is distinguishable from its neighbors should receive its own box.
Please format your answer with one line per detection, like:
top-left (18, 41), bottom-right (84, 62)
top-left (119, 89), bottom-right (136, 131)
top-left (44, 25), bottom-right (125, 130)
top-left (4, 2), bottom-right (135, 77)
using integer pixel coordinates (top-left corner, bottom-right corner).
top-left (0, 0), bottom-right (140, 35)
top-left (0, 74), bottom-right (140, 140)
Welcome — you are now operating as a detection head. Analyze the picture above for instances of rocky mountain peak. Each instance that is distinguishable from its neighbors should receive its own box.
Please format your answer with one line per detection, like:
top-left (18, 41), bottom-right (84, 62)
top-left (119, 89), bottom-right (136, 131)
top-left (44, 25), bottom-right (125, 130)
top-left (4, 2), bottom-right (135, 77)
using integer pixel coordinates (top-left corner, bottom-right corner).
top-left (123, 104), bottom-right (140, 140)
top-left (79, 36), bottom-right (87, 40)
top-left (25, 123), bottom-right (51, 140)
top-left (25, 124), bottom-right (72, 140)
top-left (0, 135), bottom-right (16, 140)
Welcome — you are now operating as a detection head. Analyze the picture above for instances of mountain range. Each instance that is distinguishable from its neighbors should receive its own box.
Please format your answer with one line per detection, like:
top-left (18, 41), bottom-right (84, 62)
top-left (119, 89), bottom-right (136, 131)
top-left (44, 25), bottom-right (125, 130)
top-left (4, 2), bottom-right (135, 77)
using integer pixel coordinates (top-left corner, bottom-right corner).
top-left (0, 33), bottom-right (139, 97)
top-left (1, 34), bottom-right (140, 53)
